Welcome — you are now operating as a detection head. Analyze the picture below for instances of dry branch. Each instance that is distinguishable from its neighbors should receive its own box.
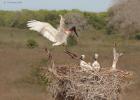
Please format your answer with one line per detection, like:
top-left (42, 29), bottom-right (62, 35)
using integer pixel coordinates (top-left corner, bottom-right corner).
top-left (111, 46), bottom-right (123, 71)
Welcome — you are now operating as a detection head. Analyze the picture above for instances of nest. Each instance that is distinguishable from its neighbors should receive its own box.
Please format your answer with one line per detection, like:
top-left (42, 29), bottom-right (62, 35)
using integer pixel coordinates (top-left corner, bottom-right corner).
top-left (41, 64), bottom-right (133, 100)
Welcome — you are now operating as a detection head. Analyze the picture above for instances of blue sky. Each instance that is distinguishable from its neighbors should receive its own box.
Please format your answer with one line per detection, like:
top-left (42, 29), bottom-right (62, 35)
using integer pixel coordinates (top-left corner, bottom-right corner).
top-left (0, 0), bottom-right (112, 12)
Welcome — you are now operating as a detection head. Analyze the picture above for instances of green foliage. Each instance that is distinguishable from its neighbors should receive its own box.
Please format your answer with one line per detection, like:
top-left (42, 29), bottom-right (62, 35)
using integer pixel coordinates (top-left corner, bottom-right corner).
top-left (135, 34), bottom-right (140, 40)
top-left (84, 12), bottom-right (108, 30)
top-left (67, 36), bottom-right (78, 47)
top-left (106, 25), bottom-right (117, 35)
top-left (44, 12), bottom-right (59, 28)
top-left (0, 10), bottom-right (108, 31)
top-left (26, 39), bottom-right (38, 48)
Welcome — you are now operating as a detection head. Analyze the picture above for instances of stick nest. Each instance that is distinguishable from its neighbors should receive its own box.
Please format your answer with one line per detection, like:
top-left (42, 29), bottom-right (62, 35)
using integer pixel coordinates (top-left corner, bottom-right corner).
top-left (41, 64), bottom-right (133, 100)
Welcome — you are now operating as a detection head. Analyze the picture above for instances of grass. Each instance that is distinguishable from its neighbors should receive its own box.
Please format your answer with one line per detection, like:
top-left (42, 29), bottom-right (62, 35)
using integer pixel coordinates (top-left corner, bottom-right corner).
top-left (0, 27), bottom-right (140, 100)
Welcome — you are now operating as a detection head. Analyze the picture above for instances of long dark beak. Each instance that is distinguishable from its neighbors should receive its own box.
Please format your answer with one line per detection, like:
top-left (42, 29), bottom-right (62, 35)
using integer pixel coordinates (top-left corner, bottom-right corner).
top-left (69, 26), bottom-right (78, 37)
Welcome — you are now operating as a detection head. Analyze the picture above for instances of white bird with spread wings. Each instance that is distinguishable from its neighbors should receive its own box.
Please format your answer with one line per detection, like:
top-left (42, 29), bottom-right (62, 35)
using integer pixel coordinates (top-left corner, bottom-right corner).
top-left (27, 15), bottom-right (78, 46)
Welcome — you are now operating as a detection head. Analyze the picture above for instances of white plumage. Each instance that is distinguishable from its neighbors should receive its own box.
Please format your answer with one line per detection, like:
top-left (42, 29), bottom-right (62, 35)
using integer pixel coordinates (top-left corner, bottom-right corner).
top-left (27, 15), bottom-right (77, 46)
top-left (80, 55), bottom-right (92, 71)
top-left (92, 53), bottom-right (101, 72)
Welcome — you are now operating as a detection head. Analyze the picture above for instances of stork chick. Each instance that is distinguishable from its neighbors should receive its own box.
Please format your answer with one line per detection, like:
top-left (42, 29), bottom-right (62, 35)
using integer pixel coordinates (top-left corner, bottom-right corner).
top-left (92, 53), bottom-right (101, 72)
top-left (80, 55), bottom-right (92, 71)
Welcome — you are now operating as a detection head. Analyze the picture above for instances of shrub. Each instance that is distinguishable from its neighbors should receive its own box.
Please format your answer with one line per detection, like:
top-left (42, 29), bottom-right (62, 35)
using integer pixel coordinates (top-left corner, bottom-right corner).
top-left (135, 34), bottom-right (140, 40)
top-left (26, 39), bottom-right (38, 48)
top-left (0, 10), bottom-right (108, 31)
top-left (84, 12), bottom-right (107, 30)
top-left (67, 36), bottom-right (78, 47)
top-left (64, 12), bottom-right (88, 31)
top-left (108, 0), bottom-right (140, 36)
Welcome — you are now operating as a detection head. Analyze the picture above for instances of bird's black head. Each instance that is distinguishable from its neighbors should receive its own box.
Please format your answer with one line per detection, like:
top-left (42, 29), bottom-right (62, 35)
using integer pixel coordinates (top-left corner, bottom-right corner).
top-left (69, 26), bottom-right (78, 37)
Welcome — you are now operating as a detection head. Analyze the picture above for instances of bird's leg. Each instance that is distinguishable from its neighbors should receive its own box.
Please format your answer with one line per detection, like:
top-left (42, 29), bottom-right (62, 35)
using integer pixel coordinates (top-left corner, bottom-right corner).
top-left (64, 45), bottom-right (72, 56)
top-left (63, 44), bottom-right (75, 59)
top-left (64, 47), bottom-right (79, 60)
top-left (62, 44), bottom-right (68, 52)
top-left (64, 49), bottom-right (76, 59)
top-left (64, 45), bottom-right (68, 51)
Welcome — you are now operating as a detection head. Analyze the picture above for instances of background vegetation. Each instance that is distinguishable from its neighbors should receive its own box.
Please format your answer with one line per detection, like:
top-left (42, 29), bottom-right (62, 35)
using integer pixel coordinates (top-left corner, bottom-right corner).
top-left (0, 8), bottom-right (140, 39)
top-left (0, 9), bottom-right (107, 31)
top-left (108, 0), bottom-right (140, 38)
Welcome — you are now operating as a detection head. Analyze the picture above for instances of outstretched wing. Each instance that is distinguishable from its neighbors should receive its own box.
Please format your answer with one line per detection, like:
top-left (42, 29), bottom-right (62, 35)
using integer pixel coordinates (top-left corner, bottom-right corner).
top-left (27, 20), bottom-right (58, 42)
top-left (58, 15), bottom-right (65, 32)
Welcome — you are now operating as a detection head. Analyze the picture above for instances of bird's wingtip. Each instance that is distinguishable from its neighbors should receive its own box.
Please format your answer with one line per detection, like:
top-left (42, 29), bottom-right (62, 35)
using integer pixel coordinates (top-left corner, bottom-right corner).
top-left (27, 20), bottom-right (37, 23)
top-left (59, 14), bottom-right (62, 17)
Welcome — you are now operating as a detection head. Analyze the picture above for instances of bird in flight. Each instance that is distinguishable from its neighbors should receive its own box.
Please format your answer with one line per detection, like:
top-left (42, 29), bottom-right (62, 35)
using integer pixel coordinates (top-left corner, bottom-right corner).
top-left (27, 15), bottom-right (78, 46)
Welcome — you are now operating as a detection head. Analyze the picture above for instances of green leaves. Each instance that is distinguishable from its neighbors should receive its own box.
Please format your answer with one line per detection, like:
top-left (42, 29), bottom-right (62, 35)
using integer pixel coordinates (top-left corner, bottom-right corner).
top-left (26, 39), bottom-right (38, 48)
top-left (67, 36), bottom-right (78, 47)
